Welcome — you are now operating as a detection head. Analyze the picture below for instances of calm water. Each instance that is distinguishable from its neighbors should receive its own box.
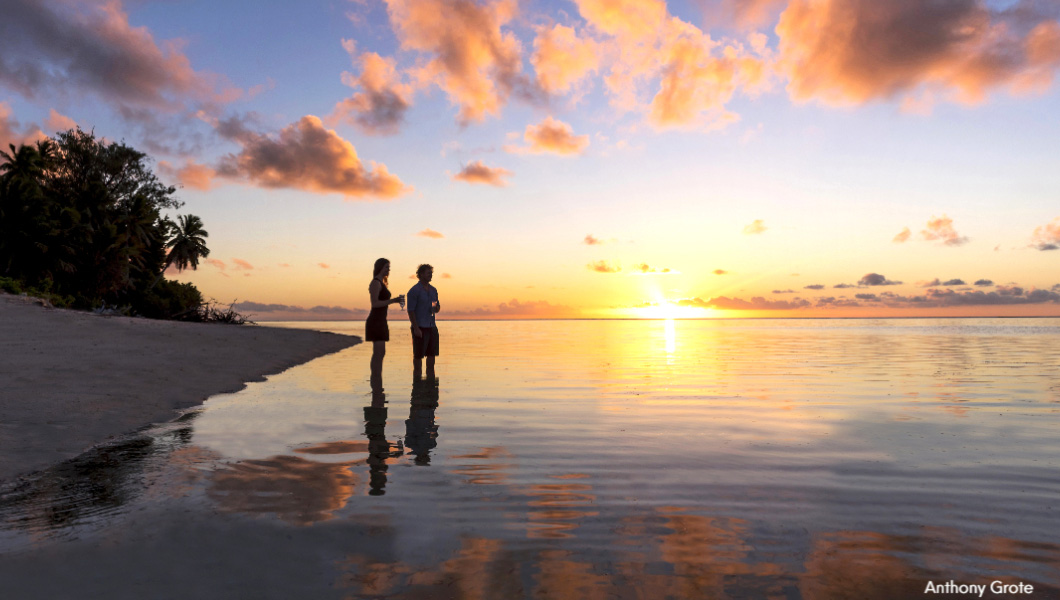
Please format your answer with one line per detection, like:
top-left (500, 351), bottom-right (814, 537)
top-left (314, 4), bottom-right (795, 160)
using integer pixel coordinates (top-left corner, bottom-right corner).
top-left (2, 319), bottom-right (1060, 598)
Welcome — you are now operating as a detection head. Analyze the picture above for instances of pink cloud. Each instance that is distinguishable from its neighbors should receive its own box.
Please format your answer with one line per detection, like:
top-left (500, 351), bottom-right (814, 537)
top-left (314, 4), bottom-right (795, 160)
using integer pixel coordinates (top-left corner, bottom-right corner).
top-left (0, 0), bottom-right (239, 113)
top-left (649, 25), bottom-right (770, 129)
top-left (331, 49), bottom-right (412, 135)
top-left (452, 160), bottom-right (512, 186)
top-left (507, 116), bottom-right (589, 155)
top-left (920, 214), bottom-right (969, 246)
top-left (445, 298), bottom-right (573, 318)
top-left (743, 219), bottom-right (767, 234)
top-left (206, 259), bottom-right (226, 271)
top-left (1031, 217), bottom-right (1060, 250)
top-left (679, 295), bottom-right (811, 310)
top-left (531, 24), bottom-right (600, 94)
top-left (725, 0), bottom-right (788, 28)
top-left (383, 0), bottom-right (534, 124)
top-left (0, 102), bottom-right (45, 149)
top-left (583, 234), bottom-right (605, 245)
top-left (714, 269), bottom-right (728, 275)
top-left (232, 258), bottom-right (254, 271)
top-left (417, 228), bottom-right (444, 239)
top-left (215, 115), bottom-right (410, 199)
top-left (159, 159), bottom-right (217, 191)
top-left (44, 109), bottom-right (76, 133)
top-left (777, 0), bottom-right (1060, 108)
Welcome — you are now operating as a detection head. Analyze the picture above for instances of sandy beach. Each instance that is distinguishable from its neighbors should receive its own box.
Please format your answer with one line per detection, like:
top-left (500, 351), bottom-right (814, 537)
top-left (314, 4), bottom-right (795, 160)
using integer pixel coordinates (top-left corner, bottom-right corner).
top-left (0, 294), bottom-right (360, 481)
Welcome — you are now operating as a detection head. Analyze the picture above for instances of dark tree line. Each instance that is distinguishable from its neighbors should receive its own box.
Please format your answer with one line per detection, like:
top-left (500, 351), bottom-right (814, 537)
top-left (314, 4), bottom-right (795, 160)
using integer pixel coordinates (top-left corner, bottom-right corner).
top-left (0, 129), bottom-right (210, 319)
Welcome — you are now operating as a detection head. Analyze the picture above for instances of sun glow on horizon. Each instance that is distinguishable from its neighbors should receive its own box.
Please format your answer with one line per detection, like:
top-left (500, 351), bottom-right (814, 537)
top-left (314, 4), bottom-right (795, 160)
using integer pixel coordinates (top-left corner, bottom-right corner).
top-left (625, 302), bottom-right (716, 320)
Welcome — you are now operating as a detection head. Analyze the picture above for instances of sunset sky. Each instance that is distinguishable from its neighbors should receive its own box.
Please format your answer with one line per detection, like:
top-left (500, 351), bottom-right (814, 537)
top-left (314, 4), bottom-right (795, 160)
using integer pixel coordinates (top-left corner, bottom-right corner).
top-left (2, 0), bottom-right (1059, 319)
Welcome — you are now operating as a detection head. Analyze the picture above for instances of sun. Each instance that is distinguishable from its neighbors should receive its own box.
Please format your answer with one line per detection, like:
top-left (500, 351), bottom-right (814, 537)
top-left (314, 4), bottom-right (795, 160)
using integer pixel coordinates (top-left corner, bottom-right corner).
top-left (628, 302), bottom-right (715, 319)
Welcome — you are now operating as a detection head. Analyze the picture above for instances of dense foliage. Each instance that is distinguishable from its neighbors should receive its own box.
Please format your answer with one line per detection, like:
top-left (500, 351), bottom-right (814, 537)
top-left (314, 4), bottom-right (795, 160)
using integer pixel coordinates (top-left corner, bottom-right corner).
top-left (0, 129), bottom-right (211, 319)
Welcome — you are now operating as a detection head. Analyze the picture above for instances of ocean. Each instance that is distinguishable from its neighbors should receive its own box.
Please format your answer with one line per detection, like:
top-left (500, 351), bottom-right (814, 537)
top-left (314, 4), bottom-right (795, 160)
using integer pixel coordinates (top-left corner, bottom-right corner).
top-left (3, 318), bottom-right (1060, 598)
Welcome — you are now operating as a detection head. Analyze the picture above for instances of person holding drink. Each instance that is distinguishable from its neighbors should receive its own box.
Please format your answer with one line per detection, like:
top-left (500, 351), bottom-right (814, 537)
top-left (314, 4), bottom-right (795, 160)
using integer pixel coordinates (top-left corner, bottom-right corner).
top-left (407, 263), bottom-right (441, 380)
top-left (365, 258), bottom-right (404, 391)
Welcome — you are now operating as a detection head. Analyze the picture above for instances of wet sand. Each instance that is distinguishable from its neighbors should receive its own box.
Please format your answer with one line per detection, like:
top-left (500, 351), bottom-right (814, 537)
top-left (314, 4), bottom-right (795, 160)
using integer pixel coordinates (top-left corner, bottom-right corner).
top-left (0, 294), bottom-right (360, 481)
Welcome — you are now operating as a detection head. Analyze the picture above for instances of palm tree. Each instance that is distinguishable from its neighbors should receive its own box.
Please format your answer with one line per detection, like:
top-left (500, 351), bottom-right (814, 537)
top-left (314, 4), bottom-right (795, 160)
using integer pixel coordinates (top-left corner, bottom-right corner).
top-left (164, 214), bottom-right (210, 273)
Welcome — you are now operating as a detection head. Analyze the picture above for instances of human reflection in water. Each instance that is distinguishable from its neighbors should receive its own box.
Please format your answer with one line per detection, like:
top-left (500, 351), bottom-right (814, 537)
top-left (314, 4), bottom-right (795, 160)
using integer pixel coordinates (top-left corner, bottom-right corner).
top-left (405, 378), bottom-right (440, 465)
top-left (364, 387), bottom-right (404, 496)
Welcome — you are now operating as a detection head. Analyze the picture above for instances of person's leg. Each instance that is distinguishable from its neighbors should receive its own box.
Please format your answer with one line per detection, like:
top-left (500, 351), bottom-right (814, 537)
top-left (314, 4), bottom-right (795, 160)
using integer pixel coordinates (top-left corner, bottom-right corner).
top-left (370, 341), bottom-right (386, 390)
top-left (425, 328), bottom-right (436, 379)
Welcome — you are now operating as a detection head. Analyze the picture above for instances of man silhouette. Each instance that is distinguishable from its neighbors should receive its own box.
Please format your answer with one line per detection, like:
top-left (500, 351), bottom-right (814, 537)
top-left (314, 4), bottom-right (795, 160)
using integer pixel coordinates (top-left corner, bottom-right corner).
top-left (407, 263), bottom-right (440, 380)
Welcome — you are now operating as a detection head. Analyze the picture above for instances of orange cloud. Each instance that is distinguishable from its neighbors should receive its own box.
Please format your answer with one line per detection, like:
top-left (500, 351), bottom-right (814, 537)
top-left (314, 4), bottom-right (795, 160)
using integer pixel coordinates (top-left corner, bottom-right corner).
top-left (743, 219), bottom-right (767, 234)
top-left (384, 0), bottom-right (533, 124)
top-left (44, 109), bottom-right (76, 132)
top-left (331, 49), bottom-right (412, 135)
top-left (1031, 217), bottom-right (1060, 250)
top-left (631, 263), bottom-right (674, 274)
top-left (0, 0), bottom-right (238, 114)
top-left (649, 23), bottom-right (770, 129)
top-left (713, 269), bottom-right (728, 275)
top-left (318, 263), bottom-right (330, 269)
top-left (531, 24), bottom-right (600, 94)
top-left (417, 228), bottom-right (444, 239)
top-left (588, 260), bottom-right (620, 273)
top-left (159, 159), bottom-right (217, 191)
top-left (206, 258), bottom-right (226, 271)
top-left (777, 0), bottom-right (1060, 108)
top-left (573, 0), bottom-right (668, 40)
top-left (232, 258), bottom-right (254, 271)
top-left (215, 115), bottom-right (410, 199)
top-left (892, 227), bottom-right (911, 243)
top-left (920, 214), bottom-right (969, 246)
top-left (0, 102), bottom-right (45, 149)
top-left (583, 234), bottom-right (605, 245)
top-left (507, 116), bottom-right (589, 155)
top-left (452, 160), bottom-right (512, 186)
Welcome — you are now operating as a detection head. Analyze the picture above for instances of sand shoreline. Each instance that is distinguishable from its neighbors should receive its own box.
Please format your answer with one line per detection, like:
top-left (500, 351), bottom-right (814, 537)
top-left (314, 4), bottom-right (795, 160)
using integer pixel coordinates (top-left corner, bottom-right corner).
top-left (0, 293), bottom-right (361, 481)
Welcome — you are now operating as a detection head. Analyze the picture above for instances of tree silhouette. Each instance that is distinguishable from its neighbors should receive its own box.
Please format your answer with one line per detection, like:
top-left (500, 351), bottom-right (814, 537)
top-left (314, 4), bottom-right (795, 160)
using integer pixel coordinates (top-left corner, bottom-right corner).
top-left (164, 214), bottom-right (210, 273)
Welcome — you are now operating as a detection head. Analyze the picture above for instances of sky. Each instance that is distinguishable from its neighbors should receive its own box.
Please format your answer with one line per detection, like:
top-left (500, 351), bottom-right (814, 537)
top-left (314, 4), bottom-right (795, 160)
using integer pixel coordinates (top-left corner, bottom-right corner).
top-left (2, 0), bottom-right (1059, 319)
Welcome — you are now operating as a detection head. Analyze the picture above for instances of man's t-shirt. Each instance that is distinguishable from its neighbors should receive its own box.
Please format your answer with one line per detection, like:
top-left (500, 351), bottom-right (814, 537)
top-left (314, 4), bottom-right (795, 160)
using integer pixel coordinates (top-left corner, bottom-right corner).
top-left (407, 283), bottom-right (438, 327)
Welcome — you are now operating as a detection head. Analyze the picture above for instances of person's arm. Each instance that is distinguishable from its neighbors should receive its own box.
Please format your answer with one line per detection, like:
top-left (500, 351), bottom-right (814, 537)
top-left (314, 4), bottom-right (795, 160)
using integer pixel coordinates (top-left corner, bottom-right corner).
top-left (408, 288), bottom-right (422, 337)
top-left (369, 281), bottom-right (402, 308)
top-left (432, 288), bottom-right (440, 313)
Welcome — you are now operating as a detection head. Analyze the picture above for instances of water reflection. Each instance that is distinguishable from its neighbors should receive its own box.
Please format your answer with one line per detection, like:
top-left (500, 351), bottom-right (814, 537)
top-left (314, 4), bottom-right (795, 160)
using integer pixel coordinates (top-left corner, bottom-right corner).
top-left (364, 389), bottom-right (404, 496)
top-left (3, 319), bottom-right (1060, 598)
top-left (0, 411), bottom-right (198, 535)
top-left (405, 378), bottom-right (439, 465)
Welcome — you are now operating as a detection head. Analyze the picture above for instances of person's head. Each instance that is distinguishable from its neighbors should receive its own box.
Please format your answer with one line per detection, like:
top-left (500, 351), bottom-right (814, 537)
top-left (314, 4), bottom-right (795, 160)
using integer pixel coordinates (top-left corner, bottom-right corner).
top-left (373, 258), bottom-right (390, 283)
top-left (416, 263), bottom-right (434, 283)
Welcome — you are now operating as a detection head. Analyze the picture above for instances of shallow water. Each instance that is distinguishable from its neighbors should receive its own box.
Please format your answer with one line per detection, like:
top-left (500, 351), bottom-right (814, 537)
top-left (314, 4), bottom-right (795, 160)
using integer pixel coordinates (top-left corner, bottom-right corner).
top-left (2, 318), bottom-right (1060, 598)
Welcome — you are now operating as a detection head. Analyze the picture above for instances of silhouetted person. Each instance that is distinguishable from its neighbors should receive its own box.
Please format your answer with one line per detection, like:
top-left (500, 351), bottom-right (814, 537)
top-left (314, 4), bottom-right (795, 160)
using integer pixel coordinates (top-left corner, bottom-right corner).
top-left (405, 378), bottom-right (439, 465)
top-left (407, 263), bottom-right (441, 380)
top-left (363, 389), bottom-right (403, 496)
top-left (365, 258), bottom-right (404, 391)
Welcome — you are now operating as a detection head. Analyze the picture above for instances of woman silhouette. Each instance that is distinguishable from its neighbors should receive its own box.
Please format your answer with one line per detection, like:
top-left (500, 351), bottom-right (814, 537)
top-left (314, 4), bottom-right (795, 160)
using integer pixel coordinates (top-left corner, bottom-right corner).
top-left (366, 258), bottom-right (404, 391)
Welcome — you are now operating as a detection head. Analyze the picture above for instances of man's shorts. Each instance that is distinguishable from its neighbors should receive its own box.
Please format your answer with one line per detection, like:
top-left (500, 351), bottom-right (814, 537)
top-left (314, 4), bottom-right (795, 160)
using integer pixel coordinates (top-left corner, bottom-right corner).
top-left (412, 326), bottom-right (439, 359)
